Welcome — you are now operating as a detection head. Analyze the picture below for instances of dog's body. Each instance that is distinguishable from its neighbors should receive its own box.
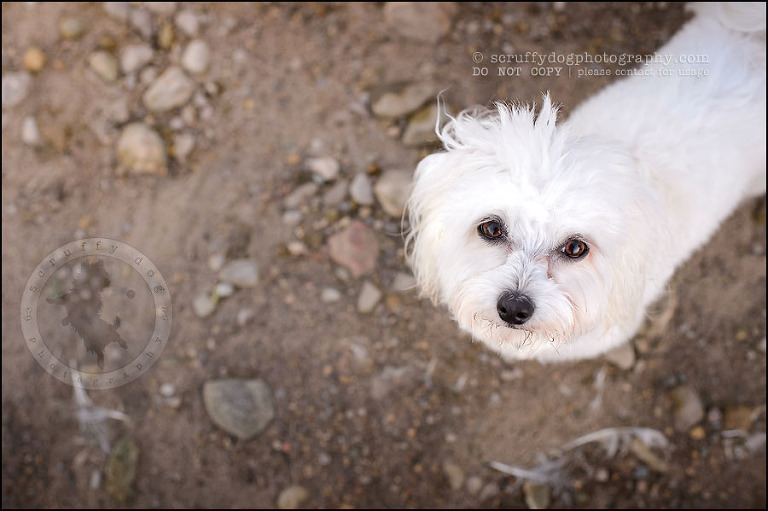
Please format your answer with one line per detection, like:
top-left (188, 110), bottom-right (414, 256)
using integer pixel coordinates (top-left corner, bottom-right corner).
top-left (407, 3), bottom-right (766, 362)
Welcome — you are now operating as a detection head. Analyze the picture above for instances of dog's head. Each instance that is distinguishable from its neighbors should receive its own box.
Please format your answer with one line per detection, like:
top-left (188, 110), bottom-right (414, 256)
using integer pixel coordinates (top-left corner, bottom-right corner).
top-left (406, 96), bottom-right (668, 360)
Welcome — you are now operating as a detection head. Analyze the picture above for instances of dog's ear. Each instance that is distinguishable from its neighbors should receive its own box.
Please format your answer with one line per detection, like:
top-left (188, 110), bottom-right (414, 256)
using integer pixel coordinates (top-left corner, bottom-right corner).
top-left (405, 152), bottom-right (452, 304)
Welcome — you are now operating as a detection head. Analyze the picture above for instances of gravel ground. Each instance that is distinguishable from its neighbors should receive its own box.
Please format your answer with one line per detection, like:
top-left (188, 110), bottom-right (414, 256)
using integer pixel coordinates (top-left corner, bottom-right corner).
top-left (2, 2), bottom-right (765, 509)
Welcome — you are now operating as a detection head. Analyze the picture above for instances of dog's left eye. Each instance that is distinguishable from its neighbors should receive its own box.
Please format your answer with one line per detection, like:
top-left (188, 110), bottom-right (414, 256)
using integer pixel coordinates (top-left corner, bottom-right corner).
top-left (561, 239), bottom-right (589, 259)
top-left (478, 219), bottom-right (505, 240)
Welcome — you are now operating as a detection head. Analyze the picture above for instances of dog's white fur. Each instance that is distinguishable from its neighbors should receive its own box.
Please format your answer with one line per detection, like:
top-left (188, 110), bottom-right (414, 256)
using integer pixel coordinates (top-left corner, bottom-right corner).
top-left (406, 3), bottom-right (766, 362)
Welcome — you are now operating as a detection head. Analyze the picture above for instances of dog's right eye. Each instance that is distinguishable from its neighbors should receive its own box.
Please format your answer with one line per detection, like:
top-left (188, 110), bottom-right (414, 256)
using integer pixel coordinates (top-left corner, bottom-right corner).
top-left (478, 219), bottom-right (505, 240)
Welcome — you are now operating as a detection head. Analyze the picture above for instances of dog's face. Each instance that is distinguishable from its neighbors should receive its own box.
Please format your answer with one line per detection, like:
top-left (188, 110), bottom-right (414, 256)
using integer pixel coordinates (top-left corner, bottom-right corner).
top-left (406, 98), bottom-right (668, 360)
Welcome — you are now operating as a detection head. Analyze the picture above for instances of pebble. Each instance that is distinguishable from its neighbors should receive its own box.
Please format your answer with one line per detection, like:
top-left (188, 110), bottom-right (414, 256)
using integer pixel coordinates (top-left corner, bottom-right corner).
top-left (350, 173), bottom-right (375, 205)
top-left (203, 379), bottom-right (275, 440)
top-left (402, 103), bottom-right (439, 147)
top-left (442, 461), bottom-right (465, 491)
top-left (323, 179), bottom-right (348, 206)
top-left (88, 51), bottom-right (119, 83)
top-left (237, 308), bottom-right (256, 327)
top-left (392, 272), bottom-right (417, 292)
top-left (130, 8), bottom-right (153, 40)
top-left (175, 9), bottom-right (200, 36)
top-left (21, 116), bottom-right (42, 146)
top-left (208, 253), bottom-right (226, 272)
top-left (159, 383), bottom-right (176, 398)
top-left (382, 3), bottom-right (456, 43)
top-left (58, 17), bottom-right (87, 41)
top-left (374, 169), bottom-right (412, 217)
top-left (158, 21), bottom-right (175, 50)
top-left (306, 156), bottom-right (340, 182)
top-left (22, 47), bottom-right (46, 73)
top-left (2, 72), bottom-right (32, 108)
top-left (284, 182), bottom-right (319, 209)
top-left (105, 437), bottom-right (139, 503)
top-left (282, 210), bottom-right (303, 226)
top-left (219, 259), bottom-right (259, 287)
top-left (328, 221), bottom-right (380, 277)
top-left (120, 44), bottom-right (154, 74)
top-left (523, 481), bottom-right (551, 509)
top-left (104, 2), bottom-right (131, 21)
top-left (173, 132), bottom-right (196, 162)
top-left (143, 2), bottom-right (177, 15)
top-left (192, 293), bottom-right (216, 318)
top-left (214, 281), bottom-right (235, 298)
top-left (371, 366), bottom-right (416, 400)
top-left (286, 241), bottom-right (307, 256)
top-left (143, 66), bottom-right (195, 112)
top-left (603, 342), bottom-right (636, 370)
top-left (671, 384), bottom-right (705, 432)
top-left (181, 40), bottom-right (211, 75)
top-left (466, 476), bottom-right (483, 495)
top-left (116, 123), bottom-right (168, 175)
top-left (277, 485), bottom-right (309, 509)
top-left (321, 287), bottom-right (342, 303)
top-left (357, 281), bottom-right (382, 313)
top-left (371, 82), bottom-right (438, 118)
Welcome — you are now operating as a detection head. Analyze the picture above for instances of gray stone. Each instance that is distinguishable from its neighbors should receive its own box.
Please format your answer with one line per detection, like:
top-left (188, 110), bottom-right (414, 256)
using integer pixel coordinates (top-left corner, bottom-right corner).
top-left (392, 272), bottom-right (417, 292)
top-left (603, 342), bottom-right (636, 370)
top-left (383, 3), bottom-right (456, 43)
top-left (306, 156), bottom-right (340, 182)
top-left (357, 281), bottom-right (382, 313)
top-left (104, 2), bottom-right (131, 21)
top-left (323, 179), bottom-right (348, 206)
top-left (402, 103), bottom-right (439, 147)
top-left (214, 281), bottom-right (235, 298)
top-left (321, 287), bottom-right (342, 303)
top-left (58, 17), bottom-right (87, 41)
top-left (277, 485), bottom-right (309, 509)
top-left (181, 40), bottom-right (211, 75)
top-left (219, 259), bottom-right (259, 287)
top-left (350, 173), bottom-right (374, 205)
top-left (371, 82), bottom-right (438, 118)
top-left (120, 44), bottom-right (154, 74)
top-left (237, 308), bottom-right (256, 327)
top-left (203, 379), bottom-right (275, 440)
top-left (192, 293), bottom-right (216, 318)
top-left (159, 383), bottom-right (176, 397)
top-left (328, 221), bottom-right (379, 277)
top-left (466, 476), bottom-right (483, 495)
top-left (173, 132), bottom-right (196, 162)
top-left (671, 384), bottom-right (705, 432)
top-left (88, 51), bottom-right (119, 82)
top-left (284, 182), bottom-right (319, 209)
top-left (143, 67), bottom-right (195, 112)
top-left (116, 123), bottom-right (167, 175)
top-left (130, 8), bottom-right (153, 39)
top-left (175, 10), bottom-right (200, 36)
top-left (443, 461), bottom-right (465, 491)
top-left (21, 116), bottom-right (42, 146)
top-left (2, 72), bottom-right (32, 108)
top-left (374, 169), bottom-right (412, 217)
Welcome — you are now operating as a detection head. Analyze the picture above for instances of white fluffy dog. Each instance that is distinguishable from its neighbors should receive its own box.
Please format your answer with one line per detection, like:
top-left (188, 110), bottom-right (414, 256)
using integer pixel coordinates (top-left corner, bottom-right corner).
top-left (406, 3), bottom-right (766, 362)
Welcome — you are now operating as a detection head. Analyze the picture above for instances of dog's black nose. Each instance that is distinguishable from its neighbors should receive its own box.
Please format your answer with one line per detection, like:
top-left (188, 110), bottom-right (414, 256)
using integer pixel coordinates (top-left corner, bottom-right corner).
top-left (497, 292), bottom-right (535, 326)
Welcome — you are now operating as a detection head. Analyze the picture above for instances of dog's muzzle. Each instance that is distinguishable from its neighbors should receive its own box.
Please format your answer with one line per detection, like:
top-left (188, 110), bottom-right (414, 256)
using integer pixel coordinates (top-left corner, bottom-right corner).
top-left (497, 291), bottom-right (535, 326)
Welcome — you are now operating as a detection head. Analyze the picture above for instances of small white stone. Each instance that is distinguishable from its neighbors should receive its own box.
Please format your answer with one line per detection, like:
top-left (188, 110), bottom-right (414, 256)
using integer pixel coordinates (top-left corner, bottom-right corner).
top-left (21, 116), bottom-right (42, 146)
top-left (175, 10), bottom-right (199, 36)
top-left (181, 40), bottom-right (211, 75)
top-left (159, 383), bottom-right (176, 397)
top-left (120, 43), bottom-right (154, 74)
top-left (215, 281), bottom-right (235, 298)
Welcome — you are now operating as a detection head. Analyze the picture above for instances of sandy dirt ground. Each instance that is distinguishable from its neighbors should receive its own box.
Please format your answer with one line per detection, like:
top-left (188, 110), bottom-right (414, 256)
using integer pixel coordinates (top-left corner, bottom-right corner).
top-left (2, 2), bottom-right (765, 509)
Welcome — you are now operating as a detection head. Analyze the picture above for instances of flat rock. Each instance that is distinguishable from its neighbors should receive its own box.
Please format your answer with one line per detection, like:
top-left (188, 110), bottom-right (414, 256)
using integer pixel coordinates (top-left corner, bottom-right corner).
top-left (671, 384), bottom-right (705, 432)
top-left (357, 281), bottom-right (382, 313)
top-left (328, 221), bottom-right (379, 277)
top-left (203, 379), bottom-right (275, 440)
top-left (219, 259), bottom-right (259, 288)
top-left (402, 103), bottom-right (440, 147)
top-left (88, 51), bottom-right (119, 82)
top-left (383, 3), bottom-right (456, 43)
top-left (374, 169), bottom-right (412, 217)
top-left (143, 66), bottom-right (195, 112)
top-left (350, 173), bottom-right (374, 205)
top-left (2, 72), bottom-right (32, 108)
top-left (371, 82), bottom-right (437, 119)
top-left (116, 123), bottom-right (167, 175)
top-left (306, 156), bottom-right (340, 182)
top-left (121, 44), bottom-right (154, 74)
top-left (181, 40), bottom-right (211, 75)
